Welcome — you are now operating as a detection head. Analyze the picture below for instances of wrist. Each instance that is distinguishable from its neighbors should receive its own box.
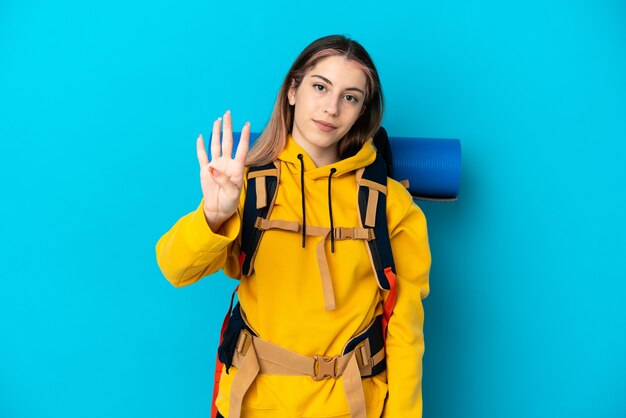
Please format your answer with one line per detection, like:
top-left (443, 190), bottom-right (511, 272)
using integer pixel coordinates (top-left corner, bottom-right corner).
top-left (203, 208), bottom-right (227, 232)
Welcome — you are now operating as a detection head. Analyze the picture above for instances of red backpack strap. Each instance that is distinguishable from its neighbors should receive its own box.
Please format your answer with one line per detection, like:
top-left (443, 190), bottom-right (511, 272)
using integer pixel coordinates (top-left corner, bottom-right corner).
top-left (381, 268), bottom-right (397, 340)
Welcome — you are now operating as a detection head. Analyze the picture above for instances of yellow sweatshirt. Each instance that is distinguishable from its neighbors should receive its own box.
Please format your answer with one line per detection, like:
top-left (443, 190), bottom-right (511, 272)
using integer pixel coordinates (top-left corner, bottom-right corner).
top-left (156, 135), bottom-right (431, 417)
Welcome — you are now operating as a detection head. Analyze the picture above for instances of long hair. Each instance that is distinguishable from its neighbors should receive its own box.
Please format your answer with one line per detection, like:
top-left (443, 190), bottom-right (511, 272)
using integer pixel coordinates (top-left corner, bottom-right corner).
top-left (246, 35), bottom-right (384, 166)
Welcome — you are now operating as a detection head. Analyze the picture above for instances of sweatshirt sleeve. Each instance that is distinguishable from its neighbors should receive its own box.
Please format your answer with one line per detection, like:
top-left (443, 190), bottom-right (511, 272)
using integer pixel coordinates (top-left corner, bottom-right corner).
top-left (155, 196), bottom-right (244, 288)
top-left (382, 181), bottom-right (431, 417)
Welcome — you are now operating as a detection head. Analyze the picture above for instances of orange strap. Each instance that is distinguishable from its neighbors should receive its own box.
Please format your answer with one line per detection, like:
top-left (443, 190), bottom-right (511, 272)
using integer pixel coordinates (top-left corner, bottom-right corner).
top-left (211, 286), bottom-right (239, 418)
top-left (237, 251), bottom-right (246, 269)
top-left (381, 267), bottom-right (397, 341)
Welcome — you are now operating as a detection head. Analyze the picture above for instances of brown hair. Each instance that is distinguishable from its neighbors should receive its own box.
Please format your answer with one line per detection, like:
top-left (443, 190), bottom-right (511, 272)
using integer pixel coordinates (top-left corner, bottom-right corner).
top-left (246, 35), bottom-right (384, 166)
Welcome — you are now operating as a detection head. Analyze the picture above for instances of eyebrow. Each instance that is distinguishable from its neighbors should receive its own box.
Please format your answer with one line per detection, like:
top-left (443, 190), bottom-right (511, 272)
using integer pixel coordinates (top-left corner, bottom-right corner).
top-left (311, 74), bottom-right (365, 95)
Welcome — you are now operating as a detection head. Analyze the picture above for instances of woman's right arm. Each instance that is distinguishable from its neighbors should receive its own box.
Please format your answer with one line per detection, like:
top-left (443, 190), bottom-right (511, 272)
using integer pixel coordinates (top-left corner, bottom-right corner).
top-left (155, 111), bottom-right (250, 287)
top-left (155, 195), bottom-right (245, 287)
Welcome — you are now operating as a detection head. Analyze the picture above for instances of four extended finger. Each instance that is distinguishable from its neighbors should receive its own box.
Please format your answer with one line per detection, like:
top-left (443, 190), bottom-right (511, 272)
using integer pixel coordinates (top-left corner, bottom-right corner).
top-left (210, 117), bottom-right (222, 160)
top-left (222, 110), bottom-right (234, 158)
top-left (196, 134), bottom-right (209, 167)
top-left (234, 121), bottom-right (251, 165)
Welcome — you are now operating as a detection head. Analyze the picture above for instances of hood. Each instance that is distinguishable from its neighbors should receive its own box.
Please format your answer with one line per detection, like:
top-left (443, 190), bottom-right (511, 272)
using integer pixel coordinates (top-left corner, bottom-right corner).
top-left (278, 134), bottom-right (377, 178)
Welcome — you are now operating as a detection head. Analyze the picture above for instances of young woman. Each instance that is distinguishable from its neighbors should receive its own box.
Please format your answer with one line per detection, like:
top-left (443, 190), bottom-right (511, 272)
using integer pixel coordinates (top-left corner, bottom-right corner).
top-left (156, 35), bottom-right (431, 418)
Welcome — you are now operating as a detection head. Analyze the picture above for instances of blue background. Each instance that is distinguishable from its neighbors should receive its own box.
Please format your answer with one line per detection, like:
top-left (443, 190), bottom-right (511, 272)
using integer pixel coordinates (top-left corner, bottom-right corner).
top-left (1, 0), bottom-right (625, 417)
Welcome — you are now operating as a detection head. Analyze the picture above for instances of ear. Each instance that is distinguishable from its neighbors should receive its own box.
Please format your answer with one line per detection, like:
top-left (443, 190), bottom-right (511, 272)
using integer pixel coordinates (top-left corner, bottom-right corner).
top-left (288, 79), bottom-right (296, 106)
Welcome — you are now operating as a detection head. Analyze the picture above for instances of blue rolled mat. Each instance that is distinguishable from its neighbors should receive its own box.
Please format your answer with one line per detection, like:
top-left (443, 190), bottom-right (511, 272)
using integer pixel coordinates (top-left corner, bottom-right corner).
top-left (230, 131), bottom-right (461, 201)
top-left (388, 135), bottom-right (461, 201)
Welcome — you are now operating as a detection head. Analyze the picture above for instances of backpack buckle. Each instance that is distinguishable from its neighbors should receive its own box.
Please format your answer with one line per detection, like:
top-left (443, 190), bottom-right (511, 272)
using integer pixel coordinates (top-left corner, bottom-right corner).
top-left (254, 217), bottom-right (269, 230)
top-left (333, 227), bottom-right (350, 240)
top-left (235, 330), bottom-right (252, 355)
top-left (312, 355), bottom-right (339, 380)
top-left (354, 339), bottom-right (373, 369)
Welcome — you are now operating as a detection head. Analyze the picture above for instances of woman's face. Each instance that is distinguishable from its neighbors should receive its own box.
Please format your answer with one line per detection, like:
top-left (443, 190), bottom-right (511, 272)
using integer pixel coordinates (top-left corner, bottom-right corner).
top-left (288, 55), bottom-right (367, 164)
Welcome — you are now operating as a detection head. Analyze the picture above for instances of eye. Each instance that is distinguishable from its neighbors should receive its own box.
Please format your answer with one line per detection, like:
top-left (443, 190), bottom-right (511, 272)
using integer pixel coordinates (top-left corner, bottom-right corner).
top-left (313, 83), bottom-right (326, 92)
top-left (344, 94), bottom-right (359, 103)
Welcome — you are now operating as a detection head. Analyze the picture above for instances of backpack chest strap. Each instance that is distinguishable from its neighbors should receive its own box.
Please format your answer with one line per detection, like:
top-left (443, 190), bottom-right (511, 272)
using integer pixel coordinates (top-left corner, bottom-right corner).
top-left (255, 217), bottom-right (374, 240)
top-left (254, 217), bottom-right (374, 311)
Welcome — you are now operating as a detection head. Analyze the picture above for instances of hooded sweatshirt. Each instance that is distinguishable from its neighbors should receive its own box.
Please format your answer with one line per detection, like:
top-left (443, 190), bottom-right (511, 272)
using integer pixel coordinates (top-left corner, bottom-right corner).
top-left (156, 135), bottom-right (431, 417)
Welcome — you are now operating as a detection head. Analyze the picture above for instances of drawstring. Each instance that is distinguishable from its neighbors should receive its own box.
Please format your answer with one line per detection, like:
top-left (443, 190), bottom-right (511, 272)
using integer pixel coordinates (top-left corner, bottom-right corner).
top-left (328, 168), bottom-right (337, 253)
top-left (295, 155), bottom-right (337, 253)
top-left (297, 154), bottom-right (306, 248)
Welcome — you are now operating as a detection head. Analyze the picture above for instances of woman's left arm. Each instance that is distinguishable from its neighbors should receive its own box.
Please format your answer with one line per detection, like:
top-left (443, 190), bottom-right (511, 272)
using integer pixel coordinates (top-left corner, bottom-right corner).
top-left (382, 181), bottom-right (431, 417)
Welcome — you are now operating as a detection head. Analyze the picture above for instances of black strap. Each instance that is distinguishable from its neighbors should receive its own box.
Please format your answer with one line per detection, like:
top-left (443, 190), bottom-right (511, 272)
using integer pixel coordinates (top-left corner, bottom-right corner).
top-left (359, 156), bottom-right (396, 290)
top-left (240, 162), bottom-right (278, 276)
top-left (372, 126), bottom-right (393, 178)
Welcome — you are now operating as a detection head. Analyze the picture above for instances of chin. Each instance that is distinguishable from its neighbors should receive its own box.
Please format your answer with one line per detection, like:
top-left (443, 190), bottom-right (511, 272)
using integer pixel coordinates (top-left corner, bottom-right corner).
top-left (311, 134), bottom-right (343, 149)
top-left (310, 128), bottom-right (346, 145)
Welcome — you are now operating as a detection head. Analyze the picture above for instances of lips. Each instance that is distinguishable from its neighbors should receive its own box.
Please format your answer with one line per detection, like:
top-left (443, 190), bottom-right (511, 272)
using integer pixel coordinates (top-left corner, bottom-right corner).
top-left (313, 119), bottom-right (337, 132)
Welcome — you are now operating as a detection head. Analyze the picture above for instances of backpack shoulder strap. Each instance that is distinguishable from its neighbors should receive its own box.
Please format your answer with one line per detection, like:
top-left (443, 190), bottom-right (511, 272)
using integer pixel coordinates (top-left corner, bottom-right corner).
top-left (358, 156), bottom-right (398, 339)
top-left (372, 126), bottom-right (393, 178)
top-left (358, 155), bottom-right (396, 290)
top-left (239, 161), bottom-right (280, 276)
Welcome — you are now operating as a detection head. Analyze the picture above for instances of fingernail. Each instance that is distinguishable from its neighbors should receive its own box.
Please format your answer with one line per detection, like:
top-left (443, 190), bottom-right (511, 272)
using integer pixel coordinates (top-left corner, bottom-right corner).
top-left (218, 117), bottom-right (222, 122)
top-left (245, 122), bottom-right (250, 127)
top-left (226, 110), bottom-right (231, 115)
top-left (199, 133), bottom-right (203, 139)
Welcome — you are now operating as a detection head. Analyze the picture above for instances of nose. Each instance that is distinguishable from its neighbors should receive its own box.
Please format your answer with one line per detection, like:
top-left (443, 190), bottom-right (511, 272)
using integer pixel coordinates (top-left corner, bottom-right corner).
top-left (323, 95), bottom-right (340, 116)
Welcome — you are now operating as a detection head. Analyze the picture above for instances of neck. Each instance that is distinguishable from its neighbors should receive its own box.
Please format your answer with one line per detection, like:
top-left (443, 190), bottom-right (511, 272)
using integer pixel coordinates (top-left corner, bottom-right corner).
top-left (291, 138), bottom-right (339, 167)
top-left (308, 149), bottom-right (339, 167)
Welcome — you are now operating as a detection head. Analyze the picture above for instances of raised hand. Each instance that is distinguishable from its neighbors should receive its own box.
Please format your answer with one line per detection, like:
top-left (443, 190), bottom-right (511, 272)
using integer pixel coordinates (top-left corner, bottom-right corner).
top-left (196, 110), bottom-right (250, 231)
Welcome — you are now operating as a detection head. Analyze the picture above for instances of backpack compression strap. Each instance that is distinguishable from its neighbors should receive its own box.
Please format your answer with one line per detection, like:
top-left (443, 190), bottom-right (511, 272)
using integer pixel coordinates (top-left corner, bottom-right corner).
top-left (239, 162), bottom-right (280, 276)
